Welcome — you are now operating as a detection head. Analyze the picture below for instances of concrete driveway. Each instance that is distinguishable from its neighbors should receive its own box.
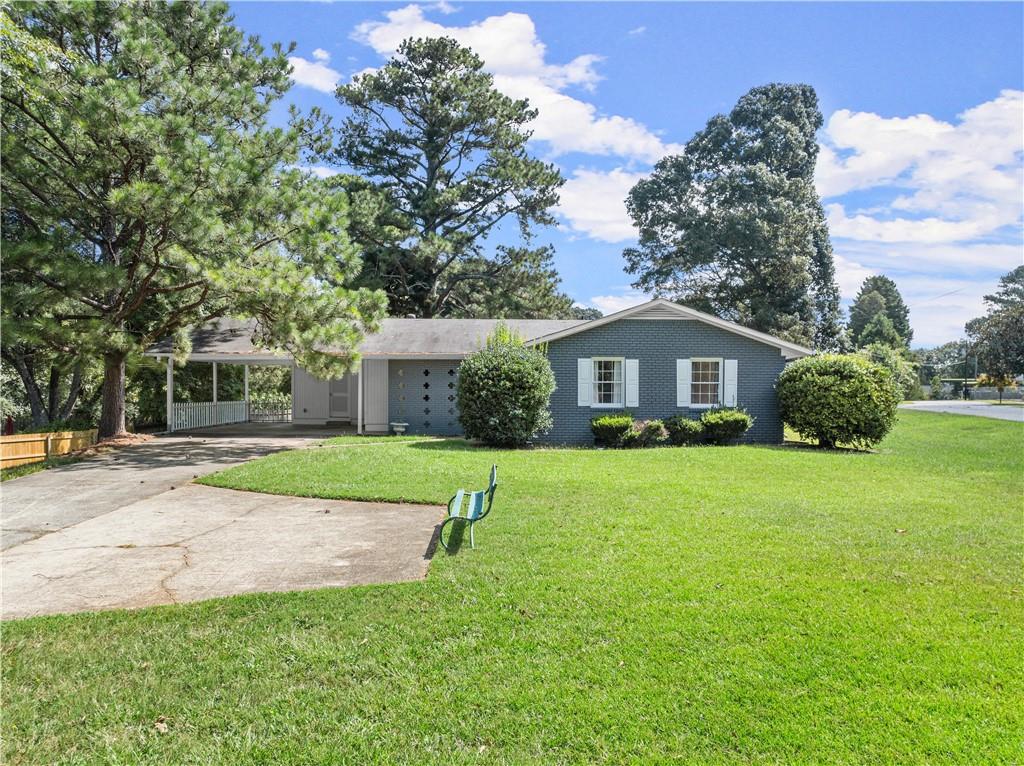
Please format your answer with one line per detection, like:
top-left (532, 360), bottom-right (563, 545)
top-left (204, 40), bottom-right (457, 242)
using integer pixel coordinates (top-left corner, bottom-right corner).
top-left (2, 485), bottom-right (441, 620)
top-left (1, 425), bottom-right (443, 620)
top-left (900, 400), bottom-right (1024, 423)
top-left (1, 423), bottom-right (335, 550)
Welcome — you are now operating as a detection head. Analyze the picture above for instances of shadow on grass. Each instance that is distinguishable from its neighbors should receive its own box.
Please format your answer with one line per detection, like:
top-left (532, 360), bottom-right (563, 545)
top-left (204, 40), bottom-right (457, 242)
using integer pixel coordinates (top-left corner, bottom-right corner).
top-left (753, 440), bottom-right (873, 455)
top-left (408, 439), bottom-right (484, 452)
top-left (431, 519), bottom-right (468, 556)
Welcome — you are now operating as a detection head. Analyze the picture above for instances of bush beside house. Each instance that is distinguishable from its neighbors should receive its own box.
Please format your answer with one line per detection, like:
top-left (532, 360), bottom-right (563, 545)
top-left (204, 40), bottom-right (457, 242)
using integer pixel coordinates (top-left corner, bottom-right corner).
top-left (699, 409), bottom-right (755, 445)
top-left (591, 409), bottom-right (753, 448)
top-left (622, 419), bottom-right (668, 448)
top-left (664, 416), bottom-right (703, 445)
top-left (591, 414), bottom-right (635, 447)
top-left (457, 324), bottom-right (556, 447)
top-left (777, 354), bottom-right (901, 449)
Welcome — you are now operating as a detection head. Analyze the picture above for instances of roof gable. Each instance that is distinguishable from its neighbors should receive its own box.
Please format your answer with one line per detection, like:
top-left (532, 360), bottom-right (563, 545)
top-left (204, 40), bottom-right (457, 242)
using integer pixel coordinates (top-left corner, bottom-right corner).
top-left (527, 299), bottom-right (812, 359)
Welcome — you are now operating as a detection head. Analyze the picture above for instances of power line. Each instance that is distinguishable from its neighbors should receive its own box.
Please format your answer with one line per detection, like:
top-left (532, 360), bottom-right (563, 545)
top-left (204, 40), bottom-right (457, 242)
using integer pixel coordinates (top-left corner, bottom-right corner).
top-left (907, 287), bottom-right (967, 308)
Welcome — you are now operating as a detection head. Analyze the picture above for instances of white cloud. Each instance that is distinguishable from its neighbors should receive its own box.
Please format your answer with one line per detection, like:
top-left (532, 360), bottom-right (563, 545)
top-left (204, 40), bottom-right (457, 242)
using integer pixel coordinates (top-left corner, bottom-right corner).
top-left (833, 254), bottom-right (875, 297)
top-left (302, 165), bottom-right (340, 179)
top-left (816, 91), bottom-right (1023, 344)
top-left (288, 53), bottom-right (342, 93)
top-left (833, 240), bottom-right (1021, 276)
top-left (588, 291), bottom-right (651, 315)
top-left (894, 276), bottom-right (994, 346)
top-left (825, 203), bottom-right (1006, 244)
top-left (628, 26), bottom-right (647, 37)
top-left (431, 0), bottom-right (458, 15)
top-left (351, 5), bottom-right (680, 163)
top-left (831, 240), bottom-right (1021, 345)
top-left (817, 90), bottom-right (1023, 243)
top-left (557, 167), bottom-right (645, 243)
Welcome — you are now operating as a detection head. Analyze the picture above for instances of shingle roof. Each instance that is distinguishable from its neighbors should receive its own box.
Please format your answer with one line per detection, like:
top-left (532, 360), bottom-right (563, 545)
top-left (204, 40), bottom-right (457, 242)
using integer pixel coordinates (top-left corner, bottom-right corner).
top-left (146, 317), bottom-right (586, 359)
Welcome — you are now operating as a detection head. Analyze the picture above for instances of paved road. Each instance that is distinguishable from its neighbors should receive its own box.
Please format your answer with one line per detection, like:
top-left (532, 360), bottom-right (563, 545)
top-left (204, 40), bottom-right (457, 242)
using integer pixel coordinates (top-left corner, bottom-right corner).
top-left (900, 400), bottom-right (1024, 423)
top-left (1, 423), bottom-right (333, 550)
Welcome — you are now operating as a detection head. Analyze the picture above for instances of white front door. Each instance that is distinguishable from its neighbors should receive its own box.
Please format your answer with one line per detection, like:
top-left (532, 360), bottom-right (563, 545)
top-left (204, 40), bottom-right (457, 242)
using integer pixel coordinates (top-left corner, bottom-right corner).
top-left (329, 376), bottom-right (351, 419)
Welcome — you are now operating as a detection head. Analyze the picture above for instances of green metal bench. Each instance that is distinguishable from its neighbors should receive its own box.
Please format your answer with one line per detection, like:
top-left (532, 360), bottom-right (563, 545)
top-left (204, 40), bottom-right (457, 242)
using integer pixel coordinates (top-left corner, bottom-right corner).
top-left (440, 465), bottom-right (498, 550)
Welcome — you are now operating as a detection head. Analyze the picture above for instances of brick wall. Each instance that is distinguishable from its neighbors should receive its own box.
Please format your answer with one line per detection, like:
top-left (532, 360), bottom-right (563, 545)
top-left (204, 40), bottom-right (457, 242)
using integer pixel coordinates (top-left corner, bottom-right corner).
top-left (543, 319), bottom-right (789, 444)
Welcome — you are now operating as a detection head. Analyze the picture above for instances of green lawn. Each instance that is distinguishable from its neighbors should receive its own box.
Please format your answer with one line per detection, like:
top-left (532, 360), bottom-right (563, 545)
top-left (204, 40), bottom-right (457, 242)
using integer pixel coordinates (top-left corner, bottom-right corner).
top-left (319, 433), bottom-right (439, 446)
top-left (3, 411), bottom-right (1021, 764)
top-left (0, 454), bottom-right (84, 482)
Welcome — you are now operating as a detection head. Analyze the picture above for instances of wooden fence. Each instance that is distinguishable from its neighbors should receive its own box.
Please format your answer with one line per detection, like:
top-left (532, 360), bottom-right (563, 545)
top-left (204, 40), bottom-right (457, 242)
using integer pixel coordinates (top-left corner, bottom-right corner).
top-left (170, 401), bottom-right (248, 431)
top-left (0, 429), bottom-right (99, 469)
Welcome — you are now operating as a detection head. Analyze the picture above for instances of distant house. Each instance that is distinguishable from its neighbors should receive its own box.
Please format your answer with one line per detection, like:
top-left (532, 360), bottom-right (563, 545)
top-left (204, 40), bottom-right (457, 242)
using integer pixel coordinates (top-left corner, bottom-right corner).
top-left (147, 299), bottom-right (811, 443)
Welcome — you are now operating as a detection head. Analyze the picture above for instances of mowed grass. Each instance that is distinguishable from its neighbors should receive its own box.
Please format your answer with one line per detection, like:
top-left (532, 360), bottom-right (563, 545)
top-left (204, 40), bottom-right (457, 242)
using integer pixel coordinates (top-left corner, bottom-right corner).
top-left (3, 411), bottom-right (1021, 764)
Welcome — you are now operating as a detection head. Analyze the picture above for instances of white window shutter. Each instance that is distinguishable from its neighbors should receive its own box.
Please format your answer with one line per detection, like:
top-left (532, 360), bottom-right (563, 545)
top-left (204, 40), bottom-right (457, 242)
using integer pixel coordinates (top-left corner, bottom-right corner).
top-left (625, 359), bottom-right (639, 407)
top-left (676, 359), bottom-right (691, 407)
top-left (577, 358), bottom-right (593, 406)
top-left (723, 359), bottom-right (738, 407)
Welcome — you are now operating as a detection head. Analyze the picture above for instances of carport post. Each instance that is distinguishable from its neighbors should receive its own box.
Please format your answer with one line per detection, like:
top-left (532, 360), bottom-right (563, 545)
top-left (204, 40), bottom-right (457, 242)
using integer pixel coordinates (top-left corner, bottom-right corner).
top-left (212, 362), bottom-right (218, 405)
top-left (166, 356), bottom-right (174, 432)
top-left (243, 364), bottom-right (250, 421)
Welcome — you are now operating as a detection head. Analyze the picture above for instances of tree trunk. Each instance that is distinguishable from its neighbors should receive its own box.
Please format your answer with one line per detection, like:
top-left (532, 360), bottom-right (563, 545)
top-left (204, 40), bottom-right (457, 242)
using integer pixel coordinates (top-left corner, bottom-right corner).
top-left (46, 365), bottom-right (60, 419)
top-left (56, 364), bottom-right (85, 422)
top-left (98, 352), bottom-right (127, 438)
top-left (4, 349), bottom-right (48, 427)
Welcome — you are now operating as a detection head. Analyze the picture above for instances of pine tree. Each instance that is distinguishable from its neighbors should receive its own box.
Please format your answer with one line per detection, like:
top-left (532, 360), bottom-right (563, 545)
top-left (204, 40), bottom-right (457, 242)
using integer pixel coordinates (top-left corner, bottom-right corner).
top-left (1, 2), bottom-right (385, 437)
top-left (850, 276), bottom-right (911, 346)
top-left (848, 290), bottom-right (889, 348)
top-left (859, 313), bottom-right (903, 349)
top-left (332, 37), bottom-right (566, 318)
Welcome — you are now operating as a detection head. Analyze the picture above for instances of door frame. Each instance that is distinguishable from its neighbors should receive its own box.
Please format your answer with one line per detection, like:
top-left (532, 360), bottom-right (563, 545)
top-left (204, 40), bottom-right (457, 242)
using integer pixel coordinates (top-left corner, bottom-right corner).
top-left (328, 374), bottom-right (354, 420)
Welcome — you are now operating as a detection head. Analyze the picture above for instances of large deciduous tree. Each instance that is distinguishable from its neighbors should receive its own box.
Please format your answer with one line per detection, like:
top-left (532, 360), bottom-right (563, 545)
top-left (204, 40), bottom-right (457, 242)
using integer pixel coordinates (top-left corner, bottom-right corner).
top-left (965, 266), bottom-right (1024, 388)
top-left (332, 37), bottom-right (566, 318)
top-left (848, 275), bottom-right (911, 347)
top-left (624, 83), bottom-right (842, 349)
top-left (1, 1), bottom-right (384, 437)
top-left (983, 265), bottom-right (1024, 310)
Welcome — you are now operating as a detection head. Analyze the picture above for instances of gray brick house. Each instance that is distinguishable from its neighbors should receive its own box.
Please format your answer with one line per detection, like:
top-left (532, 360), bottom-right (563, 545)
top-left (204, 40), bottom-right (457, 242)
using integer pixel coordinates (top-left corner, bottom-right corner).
top-left (149, 299), bottom-right (811, 443)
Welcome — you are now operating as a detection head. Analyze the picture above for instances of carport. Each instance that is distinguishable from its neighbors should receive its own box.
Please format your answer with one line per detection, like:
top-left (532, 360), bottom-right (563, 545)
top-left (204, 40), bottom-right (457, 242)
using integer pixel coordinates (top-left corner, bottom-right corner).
top-left (146, 318), bottom-right (295, 432)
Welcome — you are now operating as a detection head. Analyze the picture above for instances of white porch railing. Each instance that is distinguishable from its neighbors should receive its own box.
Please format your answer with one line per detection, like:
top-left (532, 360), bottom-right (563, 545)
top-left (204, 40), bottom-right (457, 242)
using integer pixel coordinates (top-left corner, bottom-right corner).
top-left (170, 401), bottom-right (248, 432)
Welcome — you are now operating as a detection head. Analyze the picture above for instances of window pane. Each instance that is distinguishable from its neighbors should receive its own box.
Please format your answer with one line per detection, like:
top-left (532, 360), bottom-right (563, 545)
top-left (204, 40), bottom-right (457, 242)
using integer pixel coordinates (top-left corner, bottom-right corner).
top-left (691, 361), bottom-right (720, 404)
top-left (593, 360), bottom-right (623, 404)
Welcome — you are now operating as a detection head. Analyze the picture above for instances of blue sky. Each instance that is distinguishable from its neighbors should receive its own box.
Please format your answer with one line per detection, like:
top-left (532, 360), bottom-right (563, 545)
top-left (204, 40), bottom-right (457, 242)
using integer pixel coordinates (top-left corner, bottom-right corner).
top-left (231, 1), bottom-right (1023, 346)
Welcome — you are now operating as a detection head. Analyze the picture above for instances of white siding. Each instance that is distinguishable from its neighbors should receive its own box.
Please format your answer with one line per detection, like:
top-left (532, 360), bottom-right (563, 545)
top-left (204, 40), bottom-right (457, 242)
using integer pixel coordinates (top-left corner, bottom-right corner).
top-left (362, 359), bottom-right (389, 433)
top-left (292, 365), bottom-right (329, 423)
top-left (625, 304), bottom-right (695, 320)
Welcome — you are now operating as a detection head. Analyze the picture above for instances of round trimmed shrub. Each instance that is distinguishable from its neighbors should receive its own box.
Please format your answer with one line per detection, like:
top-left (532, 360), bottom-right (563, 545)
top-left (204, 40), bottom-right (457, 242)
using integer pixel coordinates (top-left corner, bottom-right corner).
top-left (591, 413), bottom-right (633, 447)
top-left (457, 333), bottom-right (555, 447)
top-left (664, 415), bottom-right (703, 445)
top-left (777, 354), bottom-right (901, 449)
top-left (699, 408), bottom-right (754, 445)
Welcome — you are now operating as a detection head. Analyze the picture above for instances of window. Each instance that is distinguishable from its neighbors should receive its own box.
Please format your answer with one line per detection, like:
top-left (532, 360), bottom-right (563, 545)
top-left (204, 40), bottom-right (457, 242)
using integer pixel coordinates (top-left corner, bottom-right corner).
top-left (593, 358), bottom-right (623, 406)
top-left (691, 359), bottom-right (721, 406)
